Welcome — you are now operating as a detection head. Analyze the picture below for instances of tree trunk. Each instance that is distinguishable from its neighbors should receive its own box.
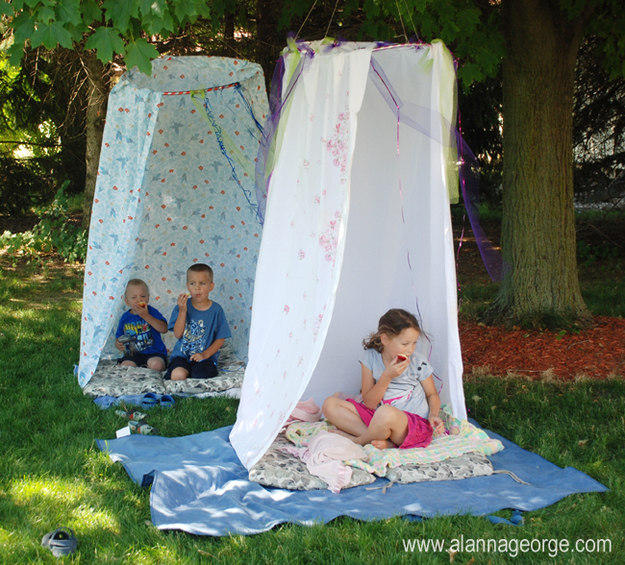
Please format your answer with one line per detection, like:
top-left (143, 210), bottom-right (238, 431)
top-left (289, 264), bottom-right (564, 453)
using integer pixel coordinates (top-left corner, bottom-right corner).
top-left (256, 0), bottom-right (284, 89)
top-left (82, 51), bottom-right (110, 229)
top-left (485, 0), bottom-right (593, 328)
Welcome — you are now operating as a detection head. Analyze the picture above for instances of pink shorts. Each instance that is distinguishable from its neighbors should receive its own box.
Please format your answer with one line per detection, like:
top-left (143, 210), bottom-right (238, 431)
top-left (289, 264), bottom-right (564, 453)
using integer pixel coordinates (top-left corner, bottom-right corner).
top-left (346, 399), bottom-right (433, 449)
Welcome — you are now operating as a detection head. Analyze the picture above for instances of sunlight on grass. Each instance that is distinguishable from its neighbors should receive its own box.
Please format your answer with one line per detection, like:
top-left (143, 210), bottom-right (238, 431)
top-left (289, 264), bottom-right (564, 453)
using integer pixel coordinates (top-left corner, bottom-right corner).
top-left (9, 476), bottom-right (120, 531)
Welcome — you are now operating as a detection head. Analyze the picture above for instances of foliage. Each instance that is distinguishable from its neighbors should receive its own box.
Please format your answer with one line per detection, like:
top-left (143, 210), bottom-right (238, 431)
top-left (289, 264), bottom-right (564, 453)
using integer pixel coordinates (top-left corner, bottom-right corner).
top-left (577, 240), bottom-right (618, 266)
top-left (0, 182), bottom-right (87, 263)
top-left (0, 0), bottom-right (233, 75)
top-left (0, 155), bottom-right (58, 214)
top-left (573, 35), bottom-right (625, 199)
top-left (0, 46), bottom-right (88, 202)
top-left (281, 0), bottom-right (505, 89)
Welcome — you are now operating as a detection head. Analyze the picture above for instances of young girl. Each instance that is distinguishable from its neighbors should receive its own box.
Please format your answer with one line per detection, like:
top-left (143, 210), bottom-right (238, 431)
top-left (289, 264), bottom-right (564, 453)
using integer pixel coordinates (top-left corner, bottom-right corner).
top-left (322, 308), bottom-right (445, 449)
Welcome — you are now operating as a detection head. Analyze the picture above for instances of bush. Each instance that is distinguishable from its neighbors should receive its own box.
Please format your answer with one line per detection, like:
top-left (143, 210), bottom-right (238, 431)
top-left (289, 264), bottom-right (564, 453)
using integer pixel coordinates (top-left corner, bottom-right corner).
top-left (0, 182), bottom-right (87, 263)
top-left (0, 155), bottom-right (58, 215)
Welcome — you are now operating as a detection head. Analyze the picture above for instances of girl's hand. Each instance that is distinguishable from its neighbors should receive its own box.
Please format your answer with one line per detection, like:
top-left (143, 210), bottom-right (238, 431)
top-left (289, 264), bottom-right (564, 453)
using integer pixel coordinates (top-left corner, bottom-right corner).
top-left (386, 354), bottom-right (410, 379)
top-left (177, 293), bottom-right (189, 311)
top-left (429, 415), bottom-right (445, 436)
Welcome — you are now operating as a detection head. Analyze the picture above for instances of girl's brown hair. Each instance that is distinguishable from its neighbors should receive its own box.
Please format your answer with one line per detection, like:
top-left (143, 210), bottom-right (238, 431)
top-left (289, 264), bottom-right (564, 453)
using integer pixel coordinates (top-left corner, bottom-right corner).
top-left (363, 308), bottom-right (421, 353)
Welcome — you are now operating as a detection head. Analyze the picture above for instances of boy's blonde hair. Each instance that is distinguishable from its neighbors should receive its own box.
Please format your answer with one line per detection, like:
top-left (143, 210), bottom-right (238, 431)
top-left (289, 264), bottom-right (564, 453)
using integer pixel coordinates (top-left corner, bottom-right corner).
top-left (125, 278), bottom-right (149, 297)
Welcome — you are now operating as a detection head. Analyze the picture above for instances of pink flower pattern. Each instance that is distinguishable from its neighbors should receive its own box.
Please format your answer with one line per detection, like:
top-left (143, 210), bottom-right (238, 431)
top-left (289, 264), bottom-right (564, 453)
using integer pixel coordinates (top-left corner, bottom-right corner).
top-left (319, 210), bottom-right (341, 264)
top-left (321, 109), bottom-right (349, 182)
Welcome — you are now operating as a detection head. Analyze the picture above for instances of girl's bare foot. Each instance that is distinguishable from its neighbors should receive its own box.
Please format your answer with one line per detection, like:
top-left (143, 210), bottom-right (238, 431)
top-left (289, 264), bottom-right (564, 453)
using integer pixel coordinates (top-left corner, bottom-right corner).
top-left (370, 439), bottom-right (397, 449)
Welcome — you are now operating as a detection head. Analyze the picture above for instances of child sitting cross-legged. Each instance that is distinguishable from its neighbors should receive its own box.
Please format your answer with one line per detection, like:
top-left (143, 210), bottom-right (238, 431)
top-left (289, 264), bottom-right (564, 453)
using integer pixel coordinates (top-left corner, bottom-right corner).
top-left (164, 263), bottom-right (231, 381)
top-left (115, 278), bottom-right (168, 372)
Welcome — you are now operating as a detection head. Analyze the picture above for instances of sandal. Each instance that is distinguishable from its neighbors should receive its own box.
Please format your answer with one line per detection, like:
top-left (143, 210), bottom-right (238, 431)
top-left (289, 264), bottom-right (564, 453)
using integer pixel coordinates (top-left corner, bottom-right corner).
top-left (159, 394), bottom-right (175, 408)
top-left (41, 527), bottom-right (78, 557)
top-left (141, 393), bottom-right (159, 409)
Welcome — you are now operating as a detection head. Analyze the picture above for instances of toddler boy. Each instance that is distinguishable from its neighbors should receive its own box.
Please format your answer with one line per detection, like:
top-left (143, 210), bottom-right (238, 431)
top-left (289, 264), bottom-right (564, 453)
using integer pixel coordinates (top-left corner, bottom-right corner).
top-left (115, 279), bottom-right (168, 371)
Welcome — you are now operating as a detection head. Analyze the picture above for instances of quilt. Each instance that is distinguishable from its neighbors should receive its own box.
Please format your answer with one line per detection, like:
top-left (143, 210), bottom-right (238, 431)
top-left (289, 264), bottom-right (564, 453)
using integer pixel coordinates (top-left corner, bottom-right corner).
top-left (82, 341), bottom-right (244, 398)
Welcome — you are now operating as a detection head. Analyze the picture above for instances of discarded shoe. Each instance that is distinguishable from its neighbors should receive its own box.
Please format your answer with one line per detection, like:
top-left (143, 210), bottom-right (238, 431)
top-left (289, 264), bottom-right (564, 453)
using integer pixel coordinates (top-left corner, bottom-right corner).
top-left (41, 527), bottom-right (78, 558)
top-left (159, 394), bottom-right (175, 408)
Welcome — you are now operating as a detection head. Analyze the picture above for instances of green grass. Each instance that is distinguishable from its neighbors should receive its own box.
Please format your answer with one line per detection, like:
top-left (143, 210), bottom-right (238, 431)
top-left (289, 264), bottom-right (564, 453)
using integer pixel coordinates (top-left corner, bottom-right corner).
top-left (1, 260), bottom-right (624, 563)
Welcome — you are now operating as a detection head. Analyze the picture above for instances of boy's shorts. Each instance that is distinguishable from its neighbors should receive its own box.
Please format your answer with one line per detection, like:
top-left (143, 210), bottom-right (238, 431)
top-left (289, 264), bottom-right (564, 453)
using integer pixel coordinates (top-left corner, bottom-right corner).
top-left (118, 353), bottom-right (168, 369)
top-left (163, 356), bottom-right (219, 380)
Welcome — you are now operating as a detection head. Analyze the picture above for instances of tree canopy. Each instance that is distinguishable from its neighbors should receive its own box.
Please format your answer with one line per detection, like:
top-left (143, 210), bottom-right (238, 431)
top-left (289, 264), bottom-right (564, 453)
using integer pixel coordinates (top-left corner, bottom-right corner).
top-left (1, 0), bottom-right (624, 329)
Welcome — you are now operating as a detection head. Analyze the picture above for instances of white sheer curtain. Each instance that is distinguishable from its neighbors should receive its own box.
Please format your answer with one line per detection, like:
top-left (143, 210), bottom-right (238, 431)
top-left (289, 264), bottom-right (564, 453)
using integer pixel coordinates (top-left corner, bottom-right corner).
top-left (231, 42), bottom-right (464, 470)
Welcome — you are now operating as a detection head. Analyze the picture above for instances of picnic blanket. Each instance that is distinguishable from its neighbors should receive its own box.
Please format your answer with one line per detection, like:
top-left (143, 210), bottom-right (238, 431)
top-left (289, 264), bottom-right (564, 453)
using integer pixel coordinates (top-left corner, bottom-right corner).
top-left (97, 423), bottom-right (608, 536)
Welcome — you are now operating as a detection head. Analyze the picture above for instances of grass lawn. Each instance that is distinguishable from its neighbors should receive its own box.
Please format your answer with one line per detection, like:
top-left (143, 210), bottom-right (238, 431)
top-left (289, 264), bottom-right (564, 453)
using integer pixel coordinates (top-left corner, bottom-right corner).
top-left (1, 248), bottom-right (624, 563)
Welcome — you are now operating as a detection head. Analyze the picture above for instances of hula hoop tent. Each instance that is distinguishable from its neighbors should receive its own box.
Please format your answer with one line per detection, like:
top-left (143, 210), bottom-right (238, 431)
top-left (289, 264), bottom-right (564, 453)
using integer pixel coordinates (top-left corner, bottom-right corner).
top-left (78, 56), bottom-right (268, 387)
top-left (231, 40), bottom-right (466, 469)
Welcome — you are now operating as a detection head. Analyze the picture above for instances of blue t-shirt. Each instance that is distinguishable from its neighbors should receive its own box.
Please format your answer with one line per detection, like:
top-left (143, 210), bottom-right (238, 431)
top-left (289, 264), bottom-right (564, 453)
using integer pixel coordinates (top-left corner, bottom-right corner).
top-left (168, 300), bottom-right (231, 364)
top-left (359, 348), bottom-right (433, 418)
top-left (116, 306), bottom-right (168, 357)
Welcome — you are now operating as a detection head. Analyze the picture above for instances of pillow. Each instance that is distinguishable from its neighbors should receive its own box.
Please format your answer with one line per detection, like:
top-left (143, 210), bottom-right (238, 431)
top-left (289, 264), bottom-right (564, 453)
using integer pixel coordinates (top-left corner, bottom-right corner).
top-left (249, 434), bottom-right (376, 491)
top-left (385, 451), bottom-right (493, 484)
top-left (82, 364), bottom-right (167, 398)
top-left (82, 340), bottom-right (246, 398)
top-left (164, 372), bottom-right (243, 395)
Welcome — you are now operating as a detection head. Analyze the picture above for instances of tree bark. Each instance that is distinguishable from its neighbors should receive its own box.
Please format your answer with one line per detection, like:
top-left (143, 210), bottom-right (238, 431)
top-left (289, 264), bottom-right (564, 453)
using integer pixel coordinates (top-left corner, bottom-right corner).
top-left (256, 0), bottom-right (284, 89)
top-left (81, 51), bottom-right (110, 229)
top-left (485, 0), bottom-right (593, 328)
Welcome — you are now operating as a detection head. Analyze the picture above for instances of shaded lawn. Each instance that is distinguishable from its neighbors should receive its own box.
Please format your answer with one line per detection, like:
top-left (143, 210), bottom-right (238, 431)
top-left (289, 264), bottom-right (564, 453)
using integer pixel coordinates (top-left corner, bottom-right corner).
top-left (0, 259), bottom-right (623, 564)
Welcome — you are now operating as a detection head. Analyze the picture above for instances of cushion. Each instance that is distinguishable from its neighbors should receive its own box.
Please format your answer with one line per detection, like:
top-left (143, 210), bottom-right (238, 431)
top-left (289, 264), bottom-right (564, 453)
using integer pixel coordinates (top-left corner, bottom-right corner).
top-left (249, 433), bottom-right (376, 491)
top-left (82, 341), bottom-right (245, 398)
top-left (82, 364), bottom-right (167, 398)
top-left (385, 451), bottom-right (494, 484)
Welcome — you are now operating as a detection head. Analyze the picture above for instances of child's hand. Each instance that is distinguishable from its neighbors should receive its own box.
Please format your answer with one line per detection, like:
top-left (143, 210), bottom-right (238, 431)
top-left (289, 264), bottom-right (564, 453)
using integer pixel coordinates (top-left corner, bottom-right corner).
top-left (386, 354), bottom-right (410, 379)
top-left (177, 293), bottom-right (189, 311)
top-left (114, 339), bottom-right (124, 352)
top-left (135, 301), bottom-right (149, 317)
top-left (189, 352), bottom-right (205, 362)
top-left (429, 415), bottom-right (445, 436)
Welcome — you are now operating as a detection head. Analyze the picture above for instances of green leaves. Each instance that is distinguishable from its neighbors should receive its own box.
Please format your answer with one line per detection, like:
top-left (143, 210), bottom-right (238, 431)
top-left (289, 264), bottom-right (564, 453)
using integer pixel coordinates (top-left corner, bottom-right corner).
top-left (31, 20), bottom-right (74, 49)
top-left (84, 27), bottom-right (126, 64)
top-left (102, 0), bottom-right (140, 33)
top-left (125, 38), bottom-right (160, 75)
top-left (2, 0), bottom-right (211, 75)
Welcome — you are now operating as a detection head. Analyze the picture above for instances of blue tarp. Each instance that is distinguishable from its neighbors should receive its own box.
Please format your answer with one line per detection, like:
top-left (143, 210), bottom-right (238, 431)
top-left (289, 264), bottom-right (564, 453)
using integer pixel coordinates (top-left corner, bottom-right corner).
top-left (97, 424), bottom-right (607, 536)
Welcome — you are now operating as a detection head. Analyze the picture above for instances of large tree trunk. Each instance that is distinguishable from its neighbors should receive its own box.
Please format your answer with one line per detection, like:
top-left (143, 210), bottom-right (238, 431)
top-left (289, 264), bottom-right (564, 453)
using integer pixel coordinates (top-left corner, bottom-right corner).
top-left (485, 0), bottom-right (593, 328)
top-left (81, 51), bottom-right (110, 230)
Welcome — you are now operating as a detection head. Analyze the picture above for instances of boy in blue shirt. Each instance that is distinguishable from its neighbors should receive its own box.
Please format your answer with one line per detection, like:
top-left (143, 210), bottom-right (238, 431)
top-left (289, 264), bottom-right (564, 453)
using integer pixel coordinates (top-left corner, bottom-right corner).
top-left (164, 263), bottom-right (231, 380)
top-left (115, 279), bottom-right (168, 371)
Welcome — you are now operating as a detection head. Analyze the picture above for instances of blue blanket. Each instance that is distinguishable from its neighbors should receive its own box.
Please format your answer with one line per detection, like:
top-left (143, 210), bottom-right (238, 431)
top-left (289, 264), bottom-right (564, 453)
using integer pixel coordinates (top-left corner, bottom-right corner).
top-left (97, 425), bottom-right (607, 536)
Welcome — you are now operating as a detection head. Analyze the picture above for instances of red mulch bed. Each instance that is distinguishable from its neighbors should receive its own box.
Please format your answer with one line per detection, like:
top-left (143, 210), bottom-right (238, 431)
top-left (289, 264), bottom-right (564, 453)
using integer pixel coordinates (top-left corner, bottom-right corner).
top-left (460, 316), bottom-right (625, 380)
top-left (455, 218), bottom-right (625, 381)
